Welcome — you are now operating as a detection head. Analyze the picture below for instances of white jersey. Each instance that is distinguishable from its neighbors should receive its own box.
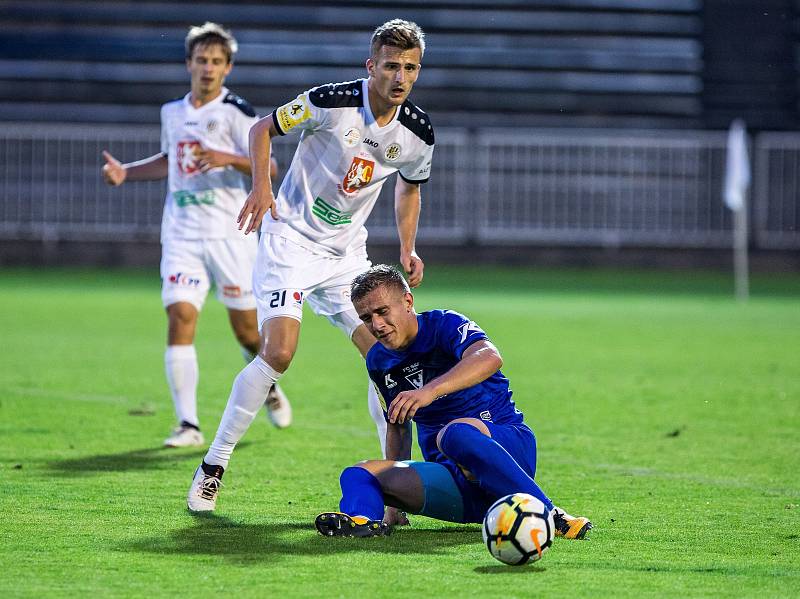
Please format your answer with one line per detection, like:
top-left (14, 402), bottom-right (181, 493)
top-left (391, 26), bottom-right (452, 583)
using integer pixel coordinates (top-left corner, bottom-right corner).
top-left (265, 78), bottom-right (435, 256)
top-left (160, 87), bottom-right (258, 241)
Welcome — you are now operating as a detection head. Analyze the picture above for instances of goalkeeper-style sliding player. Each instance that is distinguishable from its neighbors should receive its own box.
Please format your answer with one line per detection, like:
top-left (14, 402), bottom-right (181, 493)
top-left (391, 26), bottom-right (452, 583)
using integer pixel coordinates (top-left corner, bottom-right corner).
top-left (315, 265), bottom-right (592, 538)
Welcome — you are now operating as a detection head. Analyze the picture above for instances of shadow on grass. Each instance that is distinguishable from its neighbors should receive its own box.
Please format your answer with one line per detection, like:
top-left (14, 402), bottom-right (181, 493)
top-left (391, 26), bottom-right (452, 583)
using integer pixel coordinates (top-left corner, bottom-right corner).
top-left (126, 513), bottom-right (481, 561)
top-left (473, 564), bottom-right (546, 574)
top-left (47, 442), bottom-right (252, 475)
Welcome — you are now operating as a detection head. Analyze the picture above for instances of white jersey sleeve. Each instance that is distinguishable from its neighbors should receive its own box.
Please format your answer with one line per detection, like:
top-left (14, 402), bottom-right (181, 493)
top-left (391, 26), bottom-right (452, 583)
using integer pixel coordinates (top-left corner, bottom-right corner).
top-left (272, 89), bottom-right (332, 136)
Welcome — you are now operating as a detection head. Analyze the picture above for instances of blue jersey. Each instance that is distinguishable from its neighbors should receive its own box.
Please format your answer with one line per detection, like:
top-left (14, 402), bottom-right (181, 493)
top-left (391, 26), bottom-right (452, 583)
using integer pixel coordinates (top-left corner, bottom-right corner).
top-left (366, 309), bottom-right (524, 464)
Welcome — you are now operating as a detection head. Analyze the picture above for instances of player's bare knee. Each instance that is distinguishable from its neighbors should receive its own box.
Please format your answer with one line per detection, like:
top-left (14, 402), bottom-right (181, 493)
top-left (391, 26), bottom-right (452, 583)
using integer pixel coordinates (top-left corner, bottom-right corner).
top-left (262, 343), bottom-right (295, 373)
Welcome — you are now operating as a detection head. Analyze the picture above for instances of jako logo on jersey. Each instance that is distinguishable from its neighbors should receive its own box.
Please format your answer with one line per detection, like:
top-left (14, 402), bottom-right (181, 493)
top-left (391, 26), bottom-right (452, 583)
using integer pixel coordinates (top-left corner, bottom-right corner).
top-left (457, 321), bottom-right (484, 343)
top-left (168, 273), bottom-right (201, 287)
top-left (405, 369), bottom-right (424, 389)
top-left (177, 141), bottom-right (201, 174)
top-left (385, 373), bottom-right (397, 389)
top-left (341, 157), bottom-right (374, 194)
top-left (343, 128), bottom-right (361, 148)
top-left (312, 197), bottom-right (352, 225)
top-left (362, 137), bottom-right (379, 147)
top-left (292, 291), bottom-right (305, 307)
top-left (385, 143), bottom-right (402, 161)
top-left (276, 95), bottom-right (311, 132)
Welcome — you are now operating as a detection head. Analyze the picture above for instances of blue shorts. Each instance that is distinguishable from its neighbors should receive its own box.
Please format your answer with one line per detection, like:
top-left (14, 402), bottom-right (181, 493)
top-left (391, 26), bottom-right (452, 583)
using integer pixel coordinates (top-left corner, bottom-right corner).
top-left (406, 421), bottom-right (538, 524)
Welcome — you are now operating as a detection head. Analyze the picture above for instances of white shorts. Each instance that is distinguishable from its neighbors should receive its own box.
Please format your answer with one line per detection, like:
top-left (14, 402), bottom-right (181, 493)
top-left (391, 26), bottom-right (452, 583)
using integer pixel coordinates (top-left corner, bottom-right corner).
top-left (160, 237), bottom-right (258, 311)
top-left (253, 234), bottom-right (371, 337)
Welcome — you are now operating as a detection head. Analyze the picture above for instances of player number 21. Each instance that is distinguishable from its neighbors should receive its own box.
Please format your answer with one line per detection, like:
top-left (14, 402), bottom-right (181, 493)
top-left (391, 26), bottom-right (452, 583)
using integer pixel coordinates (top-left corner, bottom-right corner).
top-left (269, 290), bottom-right (287, 308)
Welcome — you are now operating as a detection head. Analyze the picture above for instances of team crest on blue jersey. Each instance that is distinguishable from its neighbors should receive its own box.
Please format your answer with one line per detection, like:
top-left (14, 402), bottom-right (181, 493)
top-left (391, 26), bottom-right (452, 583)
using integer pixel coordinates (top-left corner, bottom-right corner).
top-left (405, 369), bottom-right (424, 389)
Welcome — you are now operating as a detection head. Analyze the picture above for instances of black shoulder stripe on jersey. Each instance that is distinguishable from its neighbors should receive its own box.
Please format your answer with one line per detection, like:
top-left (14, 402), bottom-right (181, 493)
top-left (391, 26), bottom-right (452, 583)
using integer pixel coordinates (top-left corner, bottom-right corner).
top-left (223, 93), bottom-right (256, 117)
top-left (398, 100), bottom-right (434, 146)
top-left (308, 80), bottom-right (363, 109)
top-left (399, 172), bottom-right (430, 185)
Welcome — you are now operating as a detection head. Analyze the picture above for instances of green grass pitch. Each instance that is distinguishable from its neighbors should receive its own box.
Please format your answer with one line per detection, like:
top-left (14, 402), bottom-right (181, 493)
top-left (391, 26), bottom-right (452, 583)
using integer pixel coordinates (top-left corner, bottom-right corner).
top-left (1, 265), bottom-right (798, 597)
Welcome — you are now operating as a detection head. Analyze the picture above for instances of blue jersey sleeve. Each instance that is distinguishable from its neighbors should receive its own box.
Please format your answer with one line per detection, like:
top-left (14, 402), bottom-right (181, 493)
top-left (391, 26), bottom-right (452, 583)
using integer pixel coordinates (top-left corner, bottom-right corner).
top-left (438, 311), bottom-right (489, 360)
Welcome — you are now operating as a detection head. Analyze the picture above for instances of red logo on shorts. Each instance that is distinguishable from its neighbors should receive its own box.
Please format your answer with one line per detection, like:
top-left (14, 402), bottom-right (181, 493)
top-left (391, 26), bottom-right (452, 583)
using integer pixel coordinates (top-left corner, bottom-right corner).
top-left (293, 291), bottom-right (304, 306)
top-left (341, 157), bottom-right (374, 194)
top-left (223, 285), bottom-right (241, 298)
top-left (177, 140), bottom-right (202, 175)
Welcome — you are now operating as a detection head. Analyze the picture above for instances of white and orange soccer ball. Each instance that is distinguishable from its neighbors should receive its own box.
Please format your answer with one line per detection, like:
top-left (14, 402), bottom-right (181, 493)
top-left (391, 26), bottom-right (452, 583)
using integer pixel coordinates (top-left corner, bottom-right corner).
top-left (482, 493), bottom-right (555, 565)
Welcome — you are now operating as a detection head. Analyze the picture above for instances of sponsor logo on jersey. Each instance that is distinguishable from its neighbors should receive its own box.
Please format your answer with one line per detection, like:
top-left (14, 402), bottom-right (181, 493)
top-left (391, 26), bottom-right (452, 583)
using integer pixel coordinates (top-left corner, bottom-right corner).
top-left (276, 94), bottom-right (311, 133)
top-left (174, 190), bottom-right (216, 207)
top-left (341, 157), bottom-right (374, 194)
top-left (385, 373), bottom-right (397, 389)
top-left (223, 285), bottom-right (241, 298)
top-left (385, 143), bottom-right (402, 161)
top-left (343, 127), bottom-right (361, 148)
top-left (168, 272), bottom-right (201, 287)
top-left (362, 137), bottom-right (379, 148)
top-left (480, 410), bottom-right (492, 421)
top-left (312, 197), bottom-right (353, 226)
top-left (405, 369), bottom-right (424, 389)
top-left (177, 140), bottom-right (202, 174)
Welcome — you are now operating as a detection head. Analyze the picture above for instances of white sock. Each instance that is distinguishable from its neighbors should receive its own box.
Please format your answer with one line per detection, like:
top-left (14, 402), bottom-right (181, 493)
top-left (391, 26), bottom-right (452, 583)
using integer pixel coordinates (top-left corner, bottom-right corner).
top-left (204, 356), bottom-right (281, 468)
top-left (165, 345), bottom-right (199, 427)
top-left (367, 381), bottom-right (387, 458)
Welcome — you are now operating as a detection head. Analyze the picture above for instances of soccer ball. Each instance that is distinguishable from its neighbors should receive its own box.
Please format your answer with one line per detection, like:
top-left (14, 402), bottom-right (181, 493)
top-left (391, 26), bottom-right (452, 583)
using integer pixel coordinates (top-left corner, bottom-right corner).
top-left (482, 493), bottom-right (554, 565)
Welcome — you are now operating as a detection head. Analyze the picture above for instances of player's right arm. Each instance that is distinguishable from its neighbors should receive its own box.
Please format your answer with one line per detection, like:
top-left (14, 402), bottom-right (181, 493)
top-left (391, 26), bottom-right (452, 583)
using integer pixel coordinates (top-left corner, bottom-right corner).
top-left (237, 114), bottom-right (280, 234)
top-left (101, 151), bottom-right (168, 186)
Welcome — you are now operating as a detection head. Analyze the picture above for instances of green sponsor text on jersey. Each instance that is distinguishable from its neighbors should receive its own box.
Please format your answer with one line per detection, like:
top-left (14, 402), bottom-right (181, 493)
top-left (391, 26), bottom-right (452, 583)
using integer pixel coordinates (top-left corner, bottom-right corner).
top-left (312, 197), bottom-right (352, 225)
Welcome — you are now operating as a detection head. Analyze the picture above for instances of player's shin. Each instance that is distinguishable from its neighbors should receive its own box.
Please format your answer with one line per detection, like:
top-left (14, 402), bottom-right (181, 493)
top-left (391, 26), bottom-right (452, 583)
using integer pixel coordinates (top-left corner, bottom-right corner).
top-left (165, 345), bottom-right (199, 426)
top-left (338, 466), bottom-right (385, 521)
top-left (439, 423), bottom-right (554, 511)
top-left (204, 356), bottom-right (282, 468)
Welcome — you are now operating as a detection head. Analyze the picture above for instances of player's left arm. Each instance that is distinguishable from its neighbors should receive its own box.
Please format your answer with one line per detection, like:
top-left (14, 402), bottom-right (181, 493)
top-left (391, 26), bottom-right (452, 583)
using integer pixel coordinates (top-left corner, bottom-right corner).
top-left (387, 340), bottom-right (503, 424)
top-left (394, 176), bottom-right (424, 288)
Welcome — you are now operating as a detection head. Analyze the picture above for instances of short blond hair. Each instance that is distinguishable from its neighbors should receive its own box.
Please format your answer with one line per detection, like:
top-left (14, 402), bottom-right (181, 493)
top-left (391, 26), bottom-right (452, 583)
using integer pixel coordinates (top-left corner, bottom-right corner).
top-left (185, 22), bottom-right (238, 63)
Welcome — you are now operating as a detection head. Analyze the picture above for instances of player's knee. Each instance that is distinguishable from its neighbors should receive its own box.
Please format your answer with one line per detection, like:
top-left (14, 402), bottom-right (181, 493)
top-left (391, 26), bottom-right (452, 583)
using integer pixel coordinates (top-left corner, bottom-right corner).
top-left (262, 343), bottom-right (295, 372)
top-left (437, 421), bottom-right (479, 457)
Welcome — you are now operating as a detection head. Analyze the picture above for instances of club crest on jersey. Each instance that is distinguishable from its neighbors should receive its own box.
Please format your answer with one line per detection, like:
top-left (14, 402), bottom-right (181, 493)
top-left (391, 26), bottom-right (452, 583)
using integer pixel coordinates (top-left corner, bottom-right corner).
top-left (206, 119), bottom-right (218, 133)
top-left (341, 157), bottom-right (374, 194)
top-left (385, 143), bottom-right (402, 161)
top-left (343, 127), bottom-right (361, 148)
top-left (177, 140), bottom-right (201, 175)
top-left (276, 94), bottom-right (311, 133)
top-left (405, 369), bottom-right (424, 389)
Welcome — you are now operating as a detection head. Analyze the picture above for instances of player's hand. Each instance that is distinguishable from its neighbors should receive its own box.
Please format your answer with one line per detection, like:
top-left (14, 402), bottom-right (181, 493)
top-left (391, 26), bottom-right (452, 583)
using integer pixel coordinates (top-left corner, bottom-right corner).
top-left (400, 250), bottom-right (424, 288)
top-left (383, 506), bottom-right (410, 527)
top-left (238, 187), bottom-right (278, 234)
top-left (196, 147), bottom-right (231, 172)
top-left (388, 387), bottom-right (437, 424)
top-left (101, 150), bottom-right (126, 186)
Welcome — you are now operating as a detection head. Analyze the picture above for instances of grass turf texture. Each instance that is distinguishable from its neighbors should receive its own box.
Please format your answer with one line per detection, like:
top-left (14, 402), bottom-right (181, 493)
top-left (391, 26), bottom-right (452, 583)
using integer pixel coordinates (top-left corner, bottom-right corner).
top-left (1, 266), bottom-right (798, 598)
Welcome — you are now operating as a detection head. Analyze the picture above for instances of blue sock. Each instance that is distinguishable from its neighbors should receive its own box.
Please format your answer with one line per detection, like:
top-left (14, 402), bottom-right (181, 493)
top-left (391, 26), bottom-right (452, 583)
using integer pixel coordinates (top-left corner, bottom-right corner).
top-left (338, 466), bottom-right (384, 521)
top-left (439, 422), bottom-right (554, 510)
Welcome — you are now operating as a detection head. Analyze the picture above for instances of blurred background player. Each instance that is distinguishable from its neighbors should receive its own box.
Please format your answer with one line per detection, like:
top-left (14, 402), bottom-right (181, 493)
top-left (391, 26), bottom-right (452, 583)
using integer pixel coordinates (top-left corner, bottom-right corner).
top-left (315, 265), bottom-right (592, 538)
top-left (101, 22), bottom-right (290, 447)
top-left (187, 20), bottom-right (434, 515)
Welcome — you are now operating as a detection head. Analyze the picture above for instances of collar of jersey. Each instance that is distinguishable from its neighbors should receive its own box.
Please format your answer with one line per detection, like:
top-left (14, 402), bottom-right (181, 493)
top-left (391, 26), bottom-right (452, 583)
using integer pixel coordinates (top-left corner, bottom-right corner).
top-left (182, 87), bottom-right (229, 112)
top-left (361, 79), bottom-right (400, 133)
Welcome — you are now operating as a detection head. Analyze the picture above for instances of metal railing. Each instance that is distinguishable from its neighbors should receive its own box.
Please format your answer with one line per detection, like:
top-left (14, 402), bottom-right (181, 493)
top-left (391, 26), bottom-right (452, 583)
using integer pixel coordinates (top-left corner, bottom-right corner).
top-left (1, 122), bottom-right (797, 249)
